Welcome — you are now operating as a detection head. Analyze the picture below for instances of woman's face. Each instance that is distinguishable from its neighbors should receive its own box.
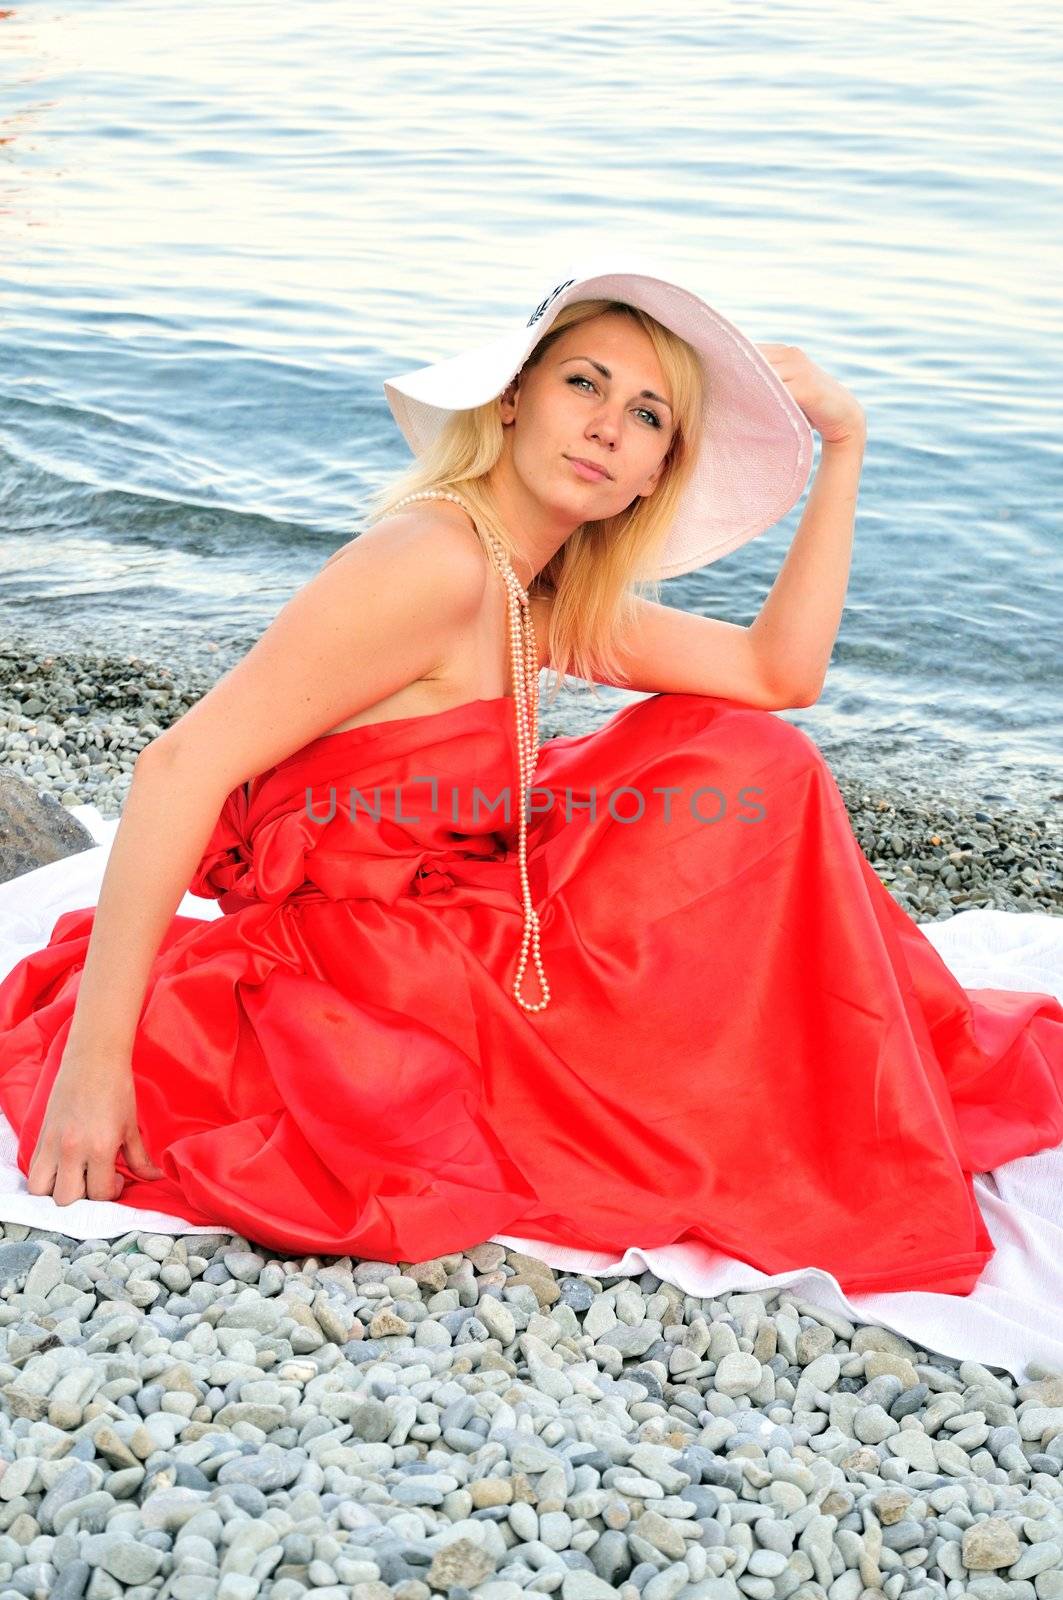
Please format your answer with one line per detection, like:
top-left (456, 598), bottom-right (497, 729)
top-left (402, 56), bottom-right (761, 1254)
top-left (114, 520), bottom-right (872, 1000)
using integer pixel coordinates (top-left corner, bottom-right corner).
top-left (501, 312), bottom-right (677, 518)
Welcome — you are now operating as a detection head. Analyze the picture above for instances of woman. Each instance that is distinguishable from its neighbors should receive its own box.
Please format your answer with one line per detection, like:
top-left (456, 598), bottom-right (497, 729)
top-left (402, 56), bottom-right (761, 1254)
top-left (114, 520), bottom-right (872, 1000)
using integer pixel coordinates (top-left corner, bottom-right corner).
top-left (1, 259), bottom-right (1061, 1295)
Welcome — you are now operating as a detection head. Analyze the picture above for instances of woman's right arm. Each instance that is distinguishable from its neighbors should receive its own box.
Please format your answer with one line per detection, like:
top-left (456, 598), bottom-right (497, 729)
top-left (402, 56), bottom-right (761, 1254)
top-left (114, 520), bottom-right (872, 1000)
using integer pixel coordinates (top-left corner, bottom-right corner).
top-left (60, 742), bottom-right (248, 1060)
top-left (28, 513), bottom-right (489, 1204)
top-left (29, 743), bottom-right (243, 1203)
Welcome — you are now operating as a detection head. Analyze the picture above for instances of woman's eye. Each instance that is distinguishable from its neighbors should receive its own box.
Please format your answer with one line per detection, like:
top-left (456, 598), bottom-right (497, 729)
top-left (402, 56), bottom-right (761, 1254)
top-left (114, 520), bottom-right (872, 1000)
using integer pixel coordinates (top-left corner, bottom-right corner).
top-left (566, 373), bottom-right (662, 428)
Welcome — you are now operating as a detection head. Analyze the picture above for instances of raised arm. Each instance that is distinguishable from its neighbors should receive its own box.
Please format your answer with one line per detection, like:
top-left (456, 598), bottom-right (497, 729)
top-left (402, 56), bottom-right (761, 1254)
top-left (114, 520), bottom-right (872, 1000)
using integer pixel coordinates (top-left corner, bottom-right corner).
top-left (28, 512), bottom-right (487, 1203)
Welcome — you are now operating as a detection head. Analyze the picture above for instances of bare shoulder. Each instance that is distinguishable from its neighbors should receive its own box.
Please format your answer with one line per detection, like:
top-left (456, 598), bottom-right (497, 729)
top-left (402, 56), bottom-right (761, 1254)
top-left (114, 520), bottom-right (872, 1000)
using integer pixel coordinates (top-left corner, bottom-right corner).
top-left (144, 506), bottom-right (490, 793)
top-left (321, 501), bottom-right (489, 602)
top-left (327, 499), bottom-right (554, 670)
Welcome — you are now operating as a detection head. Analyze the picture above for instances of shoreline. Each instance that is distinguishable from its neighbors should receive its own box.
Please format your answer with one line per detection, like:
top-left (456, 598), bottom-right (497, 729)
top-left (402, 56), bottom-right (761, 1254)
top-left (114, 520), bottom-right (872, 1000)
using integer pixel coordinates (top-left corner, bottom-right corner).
top-left (1, 639), bottom-right (1059, 919)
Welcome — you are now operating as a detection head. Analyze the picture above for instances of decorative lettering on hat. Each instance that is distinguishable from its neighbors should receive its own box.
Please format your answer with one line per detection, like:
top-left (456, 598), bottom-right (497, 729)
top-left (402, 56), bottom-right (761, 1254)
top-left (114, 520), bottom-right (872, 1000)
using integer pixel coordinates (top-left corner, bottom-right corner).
top-left (527, 279), bottom-right (575, 328)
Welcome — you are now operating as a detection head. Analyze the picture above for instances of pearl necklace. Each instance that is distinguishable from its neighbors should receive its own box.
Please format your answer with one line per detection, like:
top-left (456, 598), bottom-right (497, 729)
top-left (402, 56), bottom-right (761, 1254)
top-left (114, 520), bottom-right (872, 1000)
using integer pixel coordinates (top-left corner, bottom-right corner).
top-left (386, 489), bottom-right (552, 1013)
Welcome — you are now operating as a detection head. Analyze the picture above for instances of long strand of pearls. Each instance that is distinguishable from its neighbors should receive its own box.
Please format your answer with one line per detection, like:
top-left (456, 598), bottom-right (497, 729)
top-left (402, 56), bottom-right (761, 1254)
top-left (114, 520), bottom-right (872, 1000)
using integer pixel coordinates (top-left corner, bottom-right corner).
top-left (386, 488), bottom-right (552, 1012)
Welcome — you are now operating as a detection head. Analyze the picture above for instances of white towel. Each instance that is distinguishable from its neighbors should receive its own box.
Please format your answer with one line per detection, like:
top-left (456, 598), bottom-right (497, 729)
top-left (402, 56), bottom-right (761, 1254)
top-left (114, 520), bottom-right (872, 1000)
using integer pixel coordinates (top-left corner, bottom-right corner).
top-left (2, 804), bottom-right (1061, 1384)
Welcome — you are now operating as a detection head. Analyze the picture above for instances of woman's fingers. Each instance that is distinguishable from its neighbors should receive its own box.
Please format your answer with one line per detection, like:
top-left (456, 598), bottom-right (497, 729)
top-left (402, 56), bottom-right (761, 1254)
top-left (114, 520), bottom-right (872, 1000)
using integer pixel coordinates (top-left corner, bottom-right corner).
top-left (23, 1084), bottom-right (161, 1204)
top-left (124, 1123), bottom-right (165, 1182)
top-left (87, 1147), bottom-right (124, 1201)
top-left (54, 1147), bottom-right (89, 1206)
top-left (26, 1138), bottom-right (58, 1197)
top-left (26, 1134), bottom-right (121, 1204)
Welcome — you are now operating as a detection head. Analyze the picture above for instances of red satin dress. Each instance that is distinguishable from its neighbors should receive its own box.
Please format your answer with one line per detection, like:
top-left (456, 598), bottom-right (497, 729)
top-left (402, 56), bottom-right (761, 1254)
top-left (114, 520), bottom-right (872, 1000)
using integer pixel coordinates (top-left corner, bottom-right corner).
top-left (1, 689), bottom-right (1061, 1295)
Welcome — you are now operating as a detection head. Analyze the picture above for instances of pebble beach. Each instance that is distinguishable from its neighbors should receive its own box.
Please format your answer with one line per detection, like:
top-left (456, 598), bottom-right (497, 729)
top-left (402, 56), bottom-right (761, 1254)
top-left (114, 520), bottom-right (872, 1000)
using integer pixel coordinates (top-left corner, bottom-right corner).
top-left (1, 637), bottom-right (1062, 1600)
top-left (2, 1231), bottom-right (1063, 1600)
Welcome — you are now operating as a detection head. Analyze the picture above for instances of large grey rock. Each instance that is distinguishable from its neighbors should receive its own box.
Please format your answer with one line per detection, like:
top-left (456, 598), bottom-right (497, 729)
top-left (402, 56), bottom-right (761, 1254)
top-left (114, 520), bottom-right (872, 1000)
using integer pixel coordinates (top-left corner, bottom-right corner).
top-left (0, 770), bottom-right (95, 883)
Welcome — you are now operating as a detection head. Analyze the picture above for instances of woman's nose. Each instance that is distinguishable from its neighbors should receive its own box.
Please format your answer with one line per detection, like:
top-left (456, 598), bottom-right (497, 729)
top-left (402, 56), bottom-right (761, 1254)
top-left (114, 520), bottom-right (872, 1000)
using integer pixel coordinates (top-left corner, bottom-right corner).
top-left (587, 410), bottom-right (621, 443)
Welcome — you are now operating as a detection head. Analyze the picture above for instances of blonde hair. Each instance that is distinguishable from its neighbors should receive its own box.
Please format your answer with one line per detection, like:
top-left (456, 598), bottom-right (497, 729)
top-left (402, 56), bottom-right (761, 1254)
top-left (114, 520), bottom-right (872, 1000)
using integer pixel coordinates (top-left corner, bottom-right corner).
top-left (362, 298), bottom-right (705, 707)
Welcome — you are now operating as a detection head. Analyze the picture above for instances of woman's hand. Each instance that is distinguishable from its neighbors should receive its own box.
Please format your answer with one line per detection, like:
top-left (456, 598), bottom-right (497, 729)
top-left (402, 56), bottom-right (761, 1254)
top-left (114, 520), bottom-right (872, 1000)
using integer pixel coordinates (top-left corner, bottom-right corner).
top-left (757, 343), bottom-right (866, 447)
top-left (26, 1053), bottom-right (166, 1205)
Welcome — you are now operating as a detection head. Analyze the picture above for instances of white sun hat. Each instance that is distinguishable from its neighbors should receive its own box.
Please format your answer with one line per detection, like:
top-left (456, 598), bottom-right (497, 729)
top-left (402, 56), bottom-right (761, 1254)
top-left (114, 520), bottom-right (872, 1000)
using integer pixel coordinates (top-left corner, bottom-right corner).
top-left (381, 251), bottom-right (816, 581)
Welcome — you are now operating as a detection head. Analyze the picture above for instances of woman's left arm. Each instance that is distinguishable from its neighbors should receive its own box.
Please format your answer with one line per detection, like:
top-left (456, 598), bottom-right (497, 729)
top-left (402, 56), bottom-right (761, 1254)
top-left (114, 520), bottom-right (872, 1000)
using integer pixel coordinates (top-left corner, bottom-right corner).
top-left (747, 344), bottom-right (867, 702)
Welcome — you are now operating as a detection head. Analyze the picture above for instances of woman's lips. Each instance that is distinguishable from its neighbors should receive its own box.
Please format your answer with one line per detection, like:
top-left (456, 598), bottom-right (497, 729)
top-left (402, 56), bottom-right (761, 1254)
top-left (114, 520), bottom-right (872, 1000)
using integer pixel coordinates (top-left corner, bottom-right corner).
top-left (567, 456), bottom-right (610, 482)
